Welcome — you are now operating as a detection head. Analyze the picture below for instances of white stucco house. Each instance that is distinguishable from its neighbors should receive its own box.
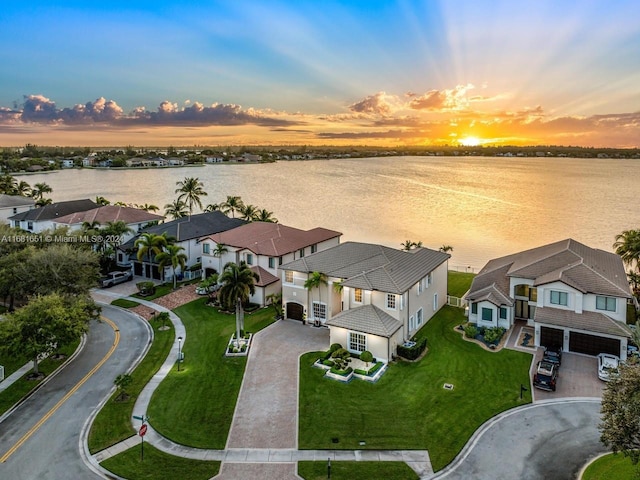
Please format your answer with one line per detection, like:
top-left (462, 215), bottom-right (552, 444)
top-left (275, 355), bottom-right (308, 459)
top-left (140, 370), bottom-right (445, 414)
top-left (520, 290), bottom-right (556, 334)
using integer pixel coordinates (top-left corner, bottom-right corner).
top-left (281, 242), bottom-right (450, 362)
top-left (0, 194), bottom-right (36, 226)
top-left (199, 222), bottom-right (341, 306)
top-left (465, 238), bottom-right (633, 359)
top-left (8, 199), bottom-right (98, 233)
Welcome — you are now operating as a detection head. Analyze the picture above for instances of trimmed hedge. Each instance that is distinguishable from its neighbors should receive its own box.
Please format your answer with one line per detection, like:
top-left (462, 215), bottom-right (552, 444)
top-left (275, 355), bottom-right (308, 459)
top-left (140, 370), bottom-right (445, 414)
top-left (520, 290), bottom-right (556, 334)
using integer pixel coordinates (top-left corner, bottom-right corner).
top-left (397, 337), bottom-right (427, 360)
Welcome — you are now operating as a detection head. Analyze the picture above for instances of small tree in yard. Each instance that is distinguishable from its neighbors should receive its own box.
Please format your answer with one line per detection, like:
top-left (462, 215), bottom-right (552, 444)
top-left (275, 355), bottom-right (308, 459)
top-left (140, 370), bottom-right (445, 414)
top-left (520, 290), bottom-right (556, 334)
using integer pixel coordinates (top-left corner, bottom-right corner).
top-left (114, 374), bottom-right (132, 401)
top-left (600, 361), bottom-right (640, 464)
top-left (360, 351), bottom-right (373, 368)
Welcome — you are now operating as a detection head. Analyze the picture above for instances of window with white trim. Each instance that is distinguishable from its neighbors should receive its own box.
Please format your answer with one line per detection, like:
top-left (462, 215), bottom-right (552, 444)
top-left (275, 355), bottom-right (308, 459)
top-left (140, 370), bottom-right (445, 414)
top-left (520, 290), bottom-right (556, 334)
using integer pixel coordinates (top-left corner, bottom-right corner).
top-left (499, 307), bottom-right (508, 319)
top-left (417, 281), bottom-right (423, 295)
top-left (481, 307), bottom-right (493, 322)
top-left (284, 270), bottom-right (294, 283)
top-left (550, 290), bottom-right (568, 306)
top-left (416, 308), bottom-right (423, 326)
top-left (409, 315), bottom-right (415, 331)
top-left (202, 243), bottom-right (210, 254)
top-left (349, 331), bottom-right (366, 353)
top-left (312, 302), bottom-right (326, 320)
top-left (246, 253), bottom-right (253, 265)
top-left (354, 288), bottom-right (363, 303)
top-left (386, 293), bottom-right (396, 309)
top-left (311, 243), bottom-right (317, 254)
top-left (596, 296), bottom-right (616, 312)
top-left (268, 257), bottom-right (275, 269)
top-left (433, 293), bottom-right (438, 311)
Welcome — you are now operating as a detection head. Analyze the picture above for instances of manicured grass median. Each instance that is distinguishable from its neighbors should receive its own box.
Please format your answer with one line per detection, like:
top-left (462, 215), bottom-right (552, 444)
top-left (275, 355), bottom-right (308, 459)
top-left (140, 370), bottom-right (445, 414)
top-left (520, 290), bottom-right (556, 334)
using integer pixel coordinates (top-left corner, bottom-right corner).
top-left (447, 270), bottom-right (475, 297)
top-left (582, 453), bottom-right (639, 480)
top-left (298, 461), bottom-right (419, 480)
top-left (147, 298), bottom-right (276, 448)
top-left (299, 306), bottom-right (532, 472)
top-left (0, 340), bottom-right (79, 416)
top-left (111, 298), bottom-right (141, 308)
top-left (100, 443), bottom-right (220, 480)
top-left (88, 321), bottom-right (174, 453)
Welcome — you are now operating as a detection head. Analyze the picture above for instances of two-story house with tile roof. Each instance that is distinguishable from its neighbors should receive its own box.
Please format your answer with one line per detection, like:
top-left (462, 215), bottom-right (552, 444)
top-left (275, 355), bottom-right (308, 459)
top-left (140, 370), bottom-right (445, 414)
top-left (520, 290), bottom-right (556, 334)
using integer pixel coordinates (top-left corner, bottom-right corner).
top-left (280, 242), bottom-right (450, 362)
top-left (8, 199), bottom-right (98, 233)
top-left (465, 239), bottom-right (633, 359)
top-left (199, 222), bottom-right (342, 306)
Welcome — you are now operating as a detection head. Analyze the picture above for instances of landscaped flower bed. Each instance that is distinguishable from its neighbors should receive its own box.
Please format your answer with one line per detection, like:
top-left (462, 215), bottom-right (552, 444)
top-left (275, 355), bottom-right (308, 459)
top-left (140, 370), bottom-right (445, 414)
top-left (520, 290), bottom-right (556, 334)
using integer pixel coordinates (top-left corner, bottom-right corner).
top-left (313, 345), bottom-right (386, 383)
top-left (461, 324), bottom-right (506, 349)
top-left (225, 332), bottom-right (253, 357)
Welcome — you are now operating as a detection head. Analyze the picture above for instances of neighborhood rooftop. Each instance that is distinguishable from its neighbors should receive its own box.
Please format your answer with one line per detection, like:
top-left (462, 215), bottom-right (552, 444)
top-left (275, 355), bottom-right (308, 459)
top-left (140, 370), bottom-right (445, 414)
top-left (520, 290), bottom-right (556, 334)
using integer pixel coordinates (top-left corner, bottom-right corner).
top-left (467, 238), bottom-right (632, 304)
top-left (201, 222), bottom-right (342, 257)
top-left (282, 241), bottom-right (450, 294)
top-left (0, 194), bottom-right (35, 208)
top-left (326, 304), bottom-right (403, 338)
top-left (54, 205), bottom-right (164, 225)
top-left (8, 198), bottom-right (98, 221)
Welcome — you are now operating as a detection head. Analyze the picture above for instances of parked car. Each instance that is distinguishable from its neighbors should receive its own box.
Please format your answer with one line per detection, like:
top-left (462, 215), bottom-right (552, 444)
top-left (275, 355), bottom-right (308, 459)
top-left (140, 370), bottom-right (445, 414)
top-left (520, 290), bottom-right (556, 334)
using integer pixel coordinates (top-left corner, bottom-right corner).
top-left (196, 283), bottom-right (220, 295)
top-left (533, 360), bottom-right (558, 392)
top-left (543, 346), bottom-right (562, 368)
top-left (597, 353), bottom-right (620, 382)
top-left (100, 270), bottom-right (133, 288)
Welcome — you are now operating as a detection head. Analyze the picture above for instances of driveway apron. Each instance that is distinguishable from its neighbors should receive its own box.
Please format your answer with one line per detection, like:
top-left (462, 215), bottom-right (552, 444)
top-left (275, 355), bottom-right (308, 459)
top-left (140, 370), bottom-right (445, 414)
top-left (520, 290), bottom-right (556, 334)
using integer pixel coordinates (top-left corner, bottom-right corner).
top-left (216, 320), bottom-right (328, 479)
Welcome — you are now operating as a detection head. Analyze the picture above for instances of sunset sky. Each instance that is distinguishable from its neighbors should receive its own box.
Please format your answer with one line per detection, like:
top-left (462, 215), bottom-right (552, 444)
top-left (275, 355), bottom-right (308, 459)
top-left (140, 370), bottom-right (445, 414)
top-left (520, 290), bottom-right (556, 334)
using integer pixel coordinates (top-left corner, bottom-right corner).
top-left (0, 0), bottom-right (638, 148)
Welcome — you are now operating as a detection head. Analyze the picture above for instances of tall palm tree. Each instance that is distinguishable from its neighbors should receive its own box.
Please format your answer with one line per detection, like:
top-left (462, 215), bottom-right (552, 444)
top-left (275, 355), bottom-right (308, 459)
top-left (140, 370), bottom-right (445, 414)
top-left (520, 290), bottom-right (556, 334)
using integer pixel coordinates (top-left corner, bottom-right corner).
top-left (35, 197), bottom-right (53, 207)
top-left (31, 182), bottom-right (53, 202)
top-left (613, 230), bottom-right (640, 273)
top-left (136, 203), bottom-right (159, 212)
top-left (254, 208), bottom-right (278, 223)
top-left (0, 174), bottom-right (18, 195)
top-left (156, 244), bottom-right (188, 289)
top-left (175, 177), bottom-right (207, 215)
top-left (219, 261), bottom-right (259, 346)
top-left (439, 245), bottom-right (453, 253)
top-left (135, 232), bottom-right (168, 278)
top-left (103, 221), bottom-right (134, 249)
top-left (212, 243), bottom-right (229, 273)
top-left (164, 199), bottom-right (188, 219)
top-left (239, 204), bottom-right (259, 222)
top-left (304, 271), bottom-right (328, 324)
top-left (221, 195), bottom-right (244, 218)
top-left (95, 196), bottom-right (111, 206)
top-left (15, 180), bottom-right (31, 196)
top-left (204, 203), bottom-right (222, 212)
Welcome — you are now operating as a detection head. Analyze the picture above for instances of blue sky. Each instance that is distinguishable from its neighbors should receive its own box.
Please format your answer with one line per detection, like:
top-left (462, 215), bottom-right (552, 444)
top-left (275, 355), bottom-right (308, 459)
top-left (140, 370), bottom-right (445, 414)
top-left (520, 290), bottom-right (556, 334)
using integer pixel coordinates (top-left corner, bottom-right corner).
top-left (0, 0), bottom-right (639, 147)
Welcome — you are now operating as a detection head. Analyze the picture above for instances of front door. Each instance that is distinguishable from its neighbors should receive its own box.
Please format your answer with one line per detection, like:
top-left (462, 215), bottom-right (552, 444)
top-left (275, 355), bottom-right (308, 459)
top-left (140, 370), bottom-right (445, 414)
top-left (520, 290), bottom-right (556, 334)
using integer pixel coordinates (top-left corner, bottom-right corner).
top-left (515, 300), bottom-right (530, 319)
top-left (286, 302), bottom-right (304, 322)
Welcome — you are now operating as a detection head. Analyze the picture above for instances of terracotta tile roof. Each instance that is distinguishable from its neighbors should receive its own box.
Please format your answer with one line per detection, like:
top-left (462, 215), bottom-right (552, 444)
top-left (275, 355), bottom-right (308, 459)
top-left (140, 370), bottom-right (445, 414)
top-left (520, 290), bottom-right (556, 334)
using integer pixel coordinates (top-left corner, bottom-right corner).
top-left (8, 199), bottom-right (98, 221)
top-left (282, 242), bottom-right (450, 294)
top-left (250, 266), bottom-right (279, 287)
top-left (535, 308), bottom-right (632, 337)
top-left (54, 205), bottom-right (164, 225)
top-left (202, 222), bottom-right (341, 257)
top-left (326, 304), bottom-right (403, 338)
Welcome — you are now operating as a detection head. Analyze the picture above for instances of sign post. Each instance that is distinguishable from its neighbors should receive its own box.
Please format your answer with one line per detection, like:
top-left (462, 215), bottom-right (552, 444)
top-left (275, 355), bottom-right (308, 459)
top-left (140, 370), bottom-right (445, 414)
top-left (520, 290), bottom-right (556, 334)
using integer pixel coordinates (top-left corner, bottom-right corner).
top-left (139, 423), bottom-right (147, 460)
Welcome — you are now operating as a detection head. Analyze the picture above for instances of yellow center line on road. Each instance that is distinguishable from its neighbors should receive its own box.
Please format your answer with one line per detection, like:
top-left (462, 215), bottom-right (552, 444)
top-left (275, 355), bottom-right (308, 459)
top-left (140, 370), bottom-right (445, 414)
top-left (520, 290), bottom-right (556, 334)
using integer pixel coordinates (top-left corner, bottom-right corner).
top-left (0, 316), bottom-right (120, 463)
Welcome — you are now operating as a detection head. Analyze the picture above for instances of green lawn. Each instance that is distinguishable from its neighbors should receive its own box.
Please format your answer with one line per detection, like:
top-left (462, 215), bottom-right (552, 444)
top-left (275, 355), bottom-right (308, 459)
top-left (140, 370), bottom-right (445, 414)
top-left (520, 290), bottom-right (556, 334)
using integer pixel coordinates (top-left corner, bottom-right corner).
top-left (147, 299), bottom-right (276, 448)
top-left (111, 298), bottom-right (141, 309)
top-left (582, 453), bottom-right (639, 480)
top-left (100, 443), bottom-right (220, 480)
top-left (0, 340), bottom-right (80, 416)
top-left (298, 461), bottom-right (419, 480)
top-left (88, 321), bottom-right (174, 453)
top-left (447, 271), bottom-right (475, 297)
top-left (0, 352), bottom-right (28, 379)
top-left (298, 306), bottom-right (532, 472)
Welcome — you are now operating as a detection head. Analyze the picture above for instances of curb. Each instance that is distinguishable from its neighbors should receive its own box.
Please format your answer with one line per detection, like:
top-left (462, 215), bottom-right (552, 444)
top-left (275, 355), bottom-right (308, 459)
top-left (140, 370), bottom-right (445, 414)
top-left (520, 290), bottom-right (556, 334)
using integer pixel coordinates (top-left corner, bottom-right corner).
top-left (577, 451), bottom-right (613, 480)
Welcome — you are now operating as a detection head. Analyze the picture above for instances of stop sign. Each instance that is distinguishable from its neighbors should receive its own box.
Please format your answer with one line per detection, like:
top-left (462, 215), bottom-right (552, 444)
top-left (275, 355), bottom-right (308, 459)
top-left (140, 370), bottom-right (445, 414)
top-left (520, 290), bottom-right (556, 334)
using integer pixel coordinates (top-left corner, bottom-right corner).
top-left (139, 424), bottom-right (148, 437)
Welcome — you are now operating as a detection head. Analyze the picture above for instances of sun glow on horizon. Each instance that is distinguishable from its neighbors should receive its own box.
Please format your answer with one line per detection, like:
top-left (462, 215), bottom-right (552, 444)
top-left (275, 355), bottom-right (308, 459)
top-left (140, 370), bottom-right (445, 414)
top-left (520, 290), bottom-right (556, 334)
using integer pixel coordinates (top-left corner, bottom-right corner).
top-left (459, 136), bottom-right (482, 147)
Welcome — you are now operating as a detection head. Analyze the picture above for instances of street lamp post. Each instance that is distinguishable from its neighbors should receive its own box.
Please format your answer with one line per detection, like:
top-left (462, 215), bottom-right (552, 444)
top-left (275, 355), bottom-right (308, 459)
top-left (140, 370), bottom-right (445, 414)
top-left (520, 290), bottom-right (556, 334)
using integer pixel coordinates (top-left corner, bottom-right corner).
top-left (177, 336), bottom-right (183, 371)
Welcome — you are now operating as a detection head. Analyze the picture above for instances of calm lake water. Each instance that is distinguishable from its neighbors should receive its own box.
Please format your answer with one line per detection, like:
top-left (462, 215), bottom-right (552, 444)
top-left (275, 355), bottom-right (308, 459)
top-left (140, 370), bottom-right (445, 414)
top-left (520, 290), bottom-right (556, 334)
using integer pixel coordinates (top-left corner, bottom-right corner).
top-left (18, 156), bottom-right (640, 270)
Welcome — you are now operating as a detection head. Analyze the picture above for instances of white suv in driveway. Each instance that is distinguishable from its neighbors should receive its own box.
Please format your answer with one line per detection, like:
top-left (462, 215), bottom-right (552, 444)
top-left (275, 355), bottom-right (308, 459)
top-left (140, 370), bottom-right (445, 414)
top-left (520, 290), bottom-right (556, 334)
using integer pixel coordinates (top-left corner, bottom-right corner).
top-left (597, 353), bottom-right (620, 382)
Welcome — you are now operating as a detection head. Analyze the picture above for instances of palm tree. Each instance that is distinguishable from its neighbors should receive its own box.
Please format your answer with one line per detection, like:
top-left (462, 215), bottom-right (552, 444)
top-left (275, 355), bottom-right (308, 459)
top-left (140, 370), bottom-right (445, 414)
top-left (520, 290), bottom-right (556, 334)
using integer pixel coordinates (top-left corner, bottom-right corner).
top-left (135, 232), bottom-right (168, 278)
top-left (266, 292), bottom-right (283, 319)
top-left (204, 203), bottom-right (222, 212)
top-left (0, 174), bottom-right (18, 195)
top-left (136, 203), bottom-right (159, 212)
top-left (164, 199), bottom-right (188, 219)
top-left (175, 177), bottom-right (207, 215)
top-left (15, 180), bottom-right (31, 196)
top-left (31, 182), bottom-right (53, 202)
top-left (103, 221), bottom-right (134, 249)
top-left (439, 245), bottom-right (453, 253)
top-left (239, 204), bottom-right (259, 222)
top-left (304, 271), bottom-right (328, 324)
top-left (219, 261), bottom-right (259, 346)
top-left (255, 208), bottom-right (278, 223)
top-left (212, 243), bottom-right (229, 274)
top-left (613, 230), bottom-right (640, 273)
top-left (35, 197), bottom-right (53, 207)
top-left (95, 196), bottom-right (110, 206)
top-left (221, 195), bottom-right (244, 218)
top-left (156, 244), bottom-right (188, 289)
top-left (401, 240), bottom-right (422, 251)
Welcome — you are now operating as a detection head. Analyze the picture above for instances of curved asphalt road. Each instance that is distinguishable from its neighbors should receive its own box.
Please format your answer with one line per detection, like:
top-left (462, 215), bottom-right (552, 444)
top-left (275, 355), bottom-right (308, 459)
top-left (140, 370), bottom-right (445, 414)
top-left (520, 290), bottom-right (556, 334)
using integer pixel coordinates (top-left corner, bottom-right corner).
top-left (433, 399), bottom-right (605, 480)
top-left (0, 304), bottom-right (150, 480)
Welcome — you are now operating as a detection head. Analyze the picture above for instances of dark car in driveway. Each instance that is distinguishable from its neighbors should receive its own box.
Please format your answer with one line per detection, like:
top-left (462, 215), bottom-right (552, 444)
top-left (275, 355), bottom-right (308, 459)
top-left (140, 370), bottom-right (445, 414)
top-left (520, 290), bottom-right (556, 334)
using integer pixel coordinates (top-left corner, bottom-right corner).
top-left (534, 360), bottom-right (558, 392)
top-left (543, 346), bottom-right (562, 368)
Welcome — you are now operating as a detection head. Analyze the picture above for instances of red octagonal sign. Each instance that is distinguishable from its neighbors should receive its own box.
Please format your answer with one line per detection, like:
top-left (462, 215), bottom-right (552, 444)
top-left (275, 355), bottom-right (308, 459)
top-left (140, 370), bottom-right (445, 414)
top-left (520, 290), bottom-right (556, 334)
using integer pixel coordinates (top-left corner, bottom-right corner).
top-left (139, 424), bottom-right (148, 437)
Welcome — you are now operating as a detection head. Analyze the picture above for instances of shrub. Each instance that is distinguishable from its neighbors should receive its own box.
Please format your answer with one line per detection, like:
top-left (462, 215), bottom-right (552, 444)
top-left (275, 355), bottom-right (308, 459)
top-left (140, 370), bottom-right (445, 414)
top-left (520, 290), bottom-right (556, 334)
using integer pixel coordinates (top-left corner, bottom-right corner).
top-left (329, 343), bottom-right (342, 353)
top-left (330, 365), bottom-right (353, 376)
top-left (136, 281), bottom-right (155, 296)
top-left (244, 302), bottom-right (260, 313)
top-left (323, 359), bottom-right (335, 367)
top-left (360, 350), bottom-right (374, 366)
top-left (464, 324), bottom-right (479, 339)
top-left (369, 361), bottom-right (383, 375)
top-left (331, 348), bottom-right (350, 359)
top-left (397, 337), bottom-right (427, 360)
top-left (354, 368), bottom-right (367, 375)
top-left (483, 327), bottom-right (505, 345)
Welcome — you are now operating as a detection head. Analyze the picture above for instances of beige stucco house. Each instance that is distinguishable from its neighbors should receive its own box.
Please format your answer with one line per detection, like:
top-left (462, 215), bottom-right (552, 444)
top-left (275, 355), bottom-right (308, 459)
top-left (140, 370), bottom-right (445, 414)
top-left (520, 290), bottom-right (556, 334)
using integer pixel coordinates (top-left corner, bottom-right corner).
top-left (465, 238), bottom-right (633, 359)
top-left (281, 242), bottom-right (450, 362)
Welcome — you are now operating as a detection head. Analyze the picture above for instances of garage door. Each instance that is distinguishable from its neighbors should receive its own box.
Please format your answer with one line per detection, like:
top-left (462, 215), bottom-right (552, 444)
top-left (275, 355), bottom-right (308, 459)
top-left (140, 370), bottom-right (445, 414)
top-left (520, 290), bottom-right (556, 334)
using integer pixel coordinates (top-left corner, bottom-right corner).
top-left (540, 327), bottom-right (564, 349)
top-left (286, 302), bottom-right (304, 321)
top-left (569, 332), bottom-right (620, 356)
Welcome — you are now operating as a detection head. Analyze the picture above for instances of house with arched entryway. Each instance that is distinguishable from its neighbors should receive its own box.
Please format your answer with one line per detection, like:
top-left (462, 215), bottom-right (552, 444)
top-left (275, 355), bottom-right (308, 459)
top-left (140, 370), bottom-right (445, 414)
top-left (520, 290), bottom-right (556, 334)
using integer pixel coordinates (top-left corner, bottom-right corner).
top-left (465, 239), bottom-right (634, 360)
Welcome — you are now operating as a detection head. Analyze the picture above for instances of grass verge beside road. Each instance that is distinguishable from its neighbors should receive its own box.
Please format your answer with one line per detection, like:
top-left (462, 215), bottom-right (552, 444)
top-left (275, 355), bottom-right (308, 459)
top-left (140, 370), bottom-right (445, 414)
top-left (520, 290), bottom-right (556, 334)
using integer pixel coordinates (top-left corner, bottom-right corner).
top-left (88, 321), bottom-right (174, 453)
top-left (100, 443), bottom-right (220, 480)
top-left (298, 461), bottom-right (419, 480)
top-left (111, 298), bottom-right (141, 309)
top-left (582, 453), bottom-right (639, 480)
top-left (299, 306), bottom-right (533, 472)
top-left (0, 340), bottom-right (79, 416)
top-left (147, 298), bottom-right (276, 448)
